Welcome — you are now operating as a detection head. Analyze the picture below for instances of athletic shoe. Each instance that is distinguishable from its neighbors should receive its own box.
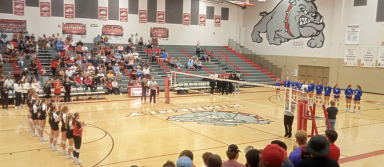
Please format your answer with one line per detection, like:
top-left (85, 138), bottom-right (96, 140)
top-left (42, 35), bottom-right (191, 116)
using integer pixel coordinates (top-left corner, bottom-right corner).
top-left (15, 107), bottom-right (17, 110)
top-left (67, 155), bottom-right (74, 159)
top-left (357, 111), bottom-right (360, 114)
top-left (76, 159), bottom-right (82, 165)
top-left (345, 109), bottom-right (348, 112)
top-left (33, 133), bottom-right (39, 137)
top-left (52, 146), bottom-right (60, 152)
top-left (49, 143), bottom-right (53, 148)
top-left (40, 137), bottom-right (48, 142)
top-left (61, 150), bottom-right (67, 155)
top-left (352, 110), bottom-right (356, 113)
top-left (73, 158), bottom-right (77, 163)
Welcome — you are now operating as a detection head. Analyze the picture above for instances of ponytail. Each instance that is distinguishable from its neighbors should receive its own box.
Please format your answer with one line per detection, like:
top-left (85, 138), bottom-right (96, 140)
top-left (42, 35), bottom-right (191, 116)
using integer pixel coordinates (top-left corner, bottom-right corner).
top-left (59, 106), bottom-right (69, 119)
top-left (72, 113), bottom-right (79, 126)
top-left (357, 85), bottom-right (362, 91)
top-left (334, 84), bottom-right (338, 89)
top-left (65, 113), bottom-right (73, 128)
top-left (47, 102), bottom-right (55, 118)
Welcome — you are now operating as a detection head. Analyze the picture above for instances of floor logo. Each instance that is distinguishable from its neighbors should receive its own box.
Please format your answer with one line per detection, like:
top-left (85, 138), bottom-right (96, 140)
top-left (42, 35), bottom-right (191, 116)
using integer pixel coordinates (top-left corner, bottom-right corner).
top-left (167, 110), bottom-right (272, 126)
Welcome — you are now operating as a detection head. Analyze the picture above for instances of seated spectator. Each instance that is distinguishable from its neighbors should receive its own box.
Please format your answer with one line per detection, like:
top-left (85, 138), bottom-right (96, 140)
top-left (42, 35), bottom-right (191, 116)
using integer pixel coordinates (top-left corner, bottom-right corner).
top-left (146, 40), bottom-right (152, 49)
top-left (151, 51), bottom-right (156, 62)
top-left (259, 144), bottom-right (288, 167)
top-left (296, 135), bottom-right (339, 167)
top-left (75, 64), bottom-right (83, 76)
top-left (203, 52), bottom-right (211, 62)
top-left (82, 45), bottom-right (88, 55)
top-left (163, 160), bottom-right (176, 167)
top-left (142, 66), bottom-right (150, 78)
top-left (106, 79), bottom-right (113, 95)
top-left (84, 76), bottom-right (93, 92)
top-left (104, 36), bottom-right (110, 46)
top-left (158, 51), bottom-right (166, 63)
top-left (271, 140), bottom-right (294, 167)
top-left (118, 44), bottom-right (124, 54)
top-left (59, 69), bottom-right (65, 80)
top-left (112, 79), bottom-right (121, 95)
top-left (187, 60), bottom-right (195, 71)
top-left (97, 70), bottom-right (106, 85)
top-left (77, 39), bottom-right (83, 47)
top-left (7, 42), bottom-right (14, 50)
top-left (127, 79), bottom-right (134, 87)
top-left (196, 60), bottom-right (202, 71)
top-left (223, 144), bottom-right (245, 167)
top-left (18, 52), bottom-right (25, 67)
top-left (207, 154), bottom-right (222, 167)
top-left (3, 49), bottom-right (11, 63)
top-left (175, 57), bottom-right (181, 69)
top-left (74, 75), bottom-right (85, 89)
top-left (123, 51), bottom-right (129, 60)
top-left (104, 46), bottom-right (111, 56)
top-left (176, 156), bottom-right (192, 167)
top-left (87, 63), bottom-right (95, 74)
top-left (131, 67), bottom-right (138, 80)
top-left (113, 63), bottom-right (121, 77)
top-left (29, 61), bottom-right (38, 79)
top-left (55, 41), bottom-right (63, 53)
top-left (124, 59), bottom-right (130, 69)
top-left (4, 76), bottom-right (14, 92)
top-left (325, 129), bottom-right (340, 162)
top-left (106, 63), bottom-right (113, 72)
top-left (115, 53), bottom-right (122, 65)
top-left (67, 58), bottom-right (74, 67)
top-left (245, 149), bottom-right (260, 167)
top-left (145, 60), bottom-right (151, 69)
top-left (18, 43), bottom-right (25, 52)
top-left (65, 67), bottom-right (73, 80)
top-left (127, 50), bottom-right (134, 60)
top-left (76, 45), bottom-right (82, 55)
top-left (83, 68), bottom-right (90, 77)
top-left (1, 32), bottom-right (7, 43)
top-left (107, 70), bottom-right (114, 80)
top-left (136, 67), bottom-right (142, 79)
top-left (202, 152), bottom-right (213, 167)
top-left (289, 130), bottom-right (309, 166)
top-left (133, 50), bottom-right (140, 61)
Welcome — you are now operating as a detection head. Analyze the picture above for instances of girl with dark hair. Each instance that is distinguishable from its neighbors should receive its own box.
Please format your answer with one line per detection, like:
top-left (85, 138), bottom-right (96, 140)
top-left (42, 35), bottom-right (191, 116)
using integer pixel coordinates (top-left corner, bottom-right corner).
top-left (48, 103), bottom-right (60, 151)
top-left (43, 80), bottom-right (52, 99)
top-left (50, 58), bottom-right (58, 78)
top-left (353, 85), bottom-right (362, 114)
top-left (60, 106), bottom-right (69, 156)
top-left (297, 80), bottom-right (303, 99)
top-left (31, 99), bottom-right (40, 139)
top-left (65, 113), bottom-right (75, 160)
top-left (72, 112), bottom-right (86, 165)
top-left (315, 81), bottom-right (323, 105)
top-left (308, 80), bottom-right (315, 107)
top-left (14, 79), bottom-right (22, 110)
top-left (1, 84), bottom-right (8, 109)
top-left (54, 77), bottom-right (62, 105)
top-left (323, 83), bottom-right (332, 108)
top-left (333, 84), bottom-right (341, 108)
top-left (38, 98), bottom-right (48, 142)
top-left (345, 85), bottom-right (353, 112)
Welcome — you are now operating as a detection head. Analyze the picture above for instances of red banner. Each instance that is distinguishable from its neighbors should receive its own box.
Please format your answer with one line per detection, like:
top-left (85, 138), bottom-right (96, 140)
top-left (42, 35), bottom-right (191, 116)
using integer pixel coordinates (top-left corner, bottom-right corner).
top-left (14, 0), bottom-right (24, 16)
top-left (215, 15), bottom-right (221, 27)
top-left (199, 14), bottom-right (206, 26)
top-left (164, 77), bottom-right (170, 104)
top-left (40, 2), bottom-right (51, 17)
top-left (157, 11), bottom-right (165, 24)
top-left (183, 13), bottom-right (190, 26)
top-left (64, 4), bottom-right (74, 19)
top-left (119, 8), bottom-right (128, 22)
top-left (99, 6), bottom-right (108, 21)
top-left (139, 10), bottom-right (147, 23)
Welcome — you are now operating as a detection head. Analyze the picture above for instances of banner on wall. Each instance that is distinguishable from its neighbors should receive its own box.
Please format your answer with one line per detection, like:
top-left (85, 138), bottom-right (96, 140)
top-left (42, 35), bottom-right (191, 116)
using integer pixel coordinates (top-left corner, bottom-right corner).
top-left (99, 6), bottom-right (108, 21)
top-left (214, 15), bottom-right (221, 27)
top-left (62, 23), bottom-right (86, 35)
top-left (343, 47), bottom-right (358, 66)
top-left (0, 19), bottom-right (27, 33)
top-left (102, 25), bottom-right (123, 40)
top-left (378, 48), bottom-right (384, 68)
top-left (157, 11), bottom-right (165, 24)
top-left (183, 13), bottom-right (190, 26)
top-left (199, 14), bottom-right (206, 26)
top-left (150, 27), bottom-right (169, 40)
top-left (120, 8), bottom-right (128, 22)
top-left (40, 2), bottom-right (51, 17)
top-left (345, 24), bottom-right (360, 45)
top-left (139, 10), bottom-right (147, 23)
top-left (361, 47), bottom-right (376, 68)
top-left (14, 0), bottom-right (24, 16)
top-left (64, 4), bottom-right (74, 19)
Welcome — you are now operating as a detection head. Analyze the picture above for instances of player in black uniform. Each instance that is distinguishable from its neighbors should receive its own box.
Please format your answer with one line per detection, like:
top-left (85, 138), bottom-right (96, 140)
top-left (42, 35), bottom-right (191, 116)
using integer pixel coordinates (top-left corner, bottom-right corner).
top-left (48, 103), bottom-right (60, 151)
top-left (60, 106), bottom-right (69, 156)
top-left (31, 99), bottom-right (39, 139)
top-left (38, 99), bottom-right (48, 142)
top-left (65, 113), bottom-right (75, 160)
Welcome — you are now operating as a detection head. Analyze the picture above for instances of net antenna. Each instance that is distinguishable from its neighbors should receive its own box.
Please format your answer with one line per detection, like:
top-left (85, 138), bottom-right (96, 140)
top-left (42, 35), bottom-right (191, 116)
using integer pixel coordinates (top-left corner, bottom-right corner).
top-left (226, 0), bottom-right (255, 7)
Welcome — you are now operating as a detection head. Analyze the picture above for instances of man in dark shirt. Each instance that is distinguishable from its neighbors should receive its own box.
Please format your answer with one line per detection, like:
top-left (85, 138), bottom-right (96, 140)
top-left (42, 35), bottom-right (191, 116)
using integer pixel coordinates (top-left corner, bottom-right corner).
top-left (63, 77), bottom-right (72, 104)
top-left (296, 135), bottom-right (339, 167)
top-left (326, 100), bottom-right (338, 130)
top-left (141, 78), bottom-right (147, 102)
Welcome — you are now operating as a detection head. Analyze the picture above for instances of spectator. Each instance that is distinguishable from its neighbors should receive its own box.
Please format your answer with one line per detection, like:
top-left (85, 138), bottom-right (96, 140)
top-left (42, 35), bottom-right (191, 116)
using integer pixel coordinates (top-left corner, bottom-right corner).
top-left (271, 140), bottom-right (294, 167)
top-left (7, 42), bottom-right (14, 51)
top-left (203, 52), bottom-right (211, 62)
top-left (65, 67), bottom-right (73, 80)
top-left (106, 63), bottom-right (113, 72)
top-left (245, 149), bottom-right (260, 167)
top-left (63, 77), bottom-right (72, 103)
top-left (113, 63), bottom-right (121, 77)
top-left (326, 100), bottom-right (338, 130)
top-left (104, 45), bottom-right (111, 56)
top-left (142, 66), bottom-right (150, 78)
top-left (118, 44), bottom-right (124, 54)
top-left (175, 57), bottom-right (181, 69)
top-left (131, 67), bottom-right (137, 80)
top-left (289, 130), bottom-right (308, 166)
top-left (0, 49), bottom-right (3, 63)
top-left (59, 69), bottom-right (65, 80)
top-left (106, 79), bottom-right (113, 95)
top-left (84, 76), bottom-right (93, 92)
top-left (31, 78), bottom-right (40, 92)
top-left (0, 73), bottom-right (4, 87)
top-left (133, 50), bottom-right (140, 61)
top-left (325, 130), bottom-right (340, 162)
top-left (187, 60), bottom-right (195, 71)
top-left (97, 70), bottom-right (106, 85)
top-left (77, 39), bottom-right (83, 47)
top-left (74, 75), bottom-right (85, 90)
top-left (18, 43), bottom-right (25, 52)
top-left (176, 156), bottom-right (192, 167)
top-left (202, 152), bottom-right (213, 167)
top-left (4, 76), bottom-right (14, 93)
top-left (127, 79), bottom-right (134, 87)
top-left (107, 70), bottom-right (114, 80)
top-left (87, 63), bottom-right (95, 74)
top-left (112, 79), bottom-right (121, 95)
top-left (163, 160), bottom-right (176, 167)
top-left (1, 84), bottom-right (9, 109)
top-left (284, 100), bottom-right (296, 138)
top-left (104, 36), bottom-right (110, 46)
top-left (18, 52), bottom-right (25, 67)
top-left (82, 45), bottom-right (88, 55)
top-left (3, 49), bottom-right (11, 63)
top-left (1, 32), bottom-right (7, 43)
top-left (94, 35), bottom-right (101, 46)
top-left (223, 144), bottom-right (245, 167)
top-left (259, 144), bottom-right (287, 167)
top-left (296, 135), bottom-right (339, 167)
top-left (196, 60), bottom-right (202, 71)
top-left (195, 42), bottom-right (201, 57)
top-left (55, 41), bottom-right (63, 53)
top-left (124, 58), bottom-right (130, 69)
top-left (136, 67), bottom-right (143, 79)
top-left (208, 154), bottom-right (223, 167)
top-left (115, 53), bottom-right (122, 64)
top-left (43, 80), bottom-right (51, 99)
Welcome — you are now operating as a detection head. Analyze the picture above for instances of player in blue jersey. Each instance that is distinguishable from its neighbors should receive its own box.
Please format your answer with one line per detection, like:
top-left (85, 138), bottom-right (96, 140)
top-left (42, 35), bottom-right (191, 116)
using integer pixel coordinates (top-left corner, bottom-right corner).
top-left (345, 85), bottom-right (353, 112)
top-left (315, 81), bottom-right (323, 105)
top-left (291, 79), bottom-right (298, 100)
top-left (308, 80), bottom-right (315, 107)
top-left (333, 84), bottom-right (341, 108)
top-left (284, 77), bottom-right (291, 88)
top-left (353, 85), bottom-right (362, 114)
top-left (323, 83), bottom-right (332, 107)
top-left (275, 78), bottom-right (281, 100)
top-left (297, 80), bottom-right (303, 99)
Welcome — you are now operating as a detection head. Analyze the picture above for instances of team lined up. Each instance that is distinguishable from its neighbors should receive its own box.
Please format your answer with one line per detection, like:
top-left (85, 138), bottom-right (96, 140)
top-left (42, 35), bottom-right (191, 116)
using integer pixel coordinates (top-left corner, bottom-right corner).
top-left (26, 88), bottom-right (85, 165)
top-left (276, 77), bottom-right (362, 114)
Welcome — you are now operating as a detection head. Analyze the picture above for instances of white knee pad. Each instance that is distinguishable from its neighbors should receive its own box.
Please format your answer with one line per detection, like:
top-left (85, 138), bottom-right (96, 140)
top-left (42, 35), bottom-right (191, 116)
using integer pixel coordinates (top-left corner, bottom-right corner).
top-left (50, 134), bottom-right (54, 138)
top-left (75, 149), bottom-right (80, 153)
top-left (61, 141), bottom-right (66, 144)
top-left (357, 104), bottom-right (360, 107)
top-left (54, 137), bottom-right (58, 141)
top-left (68, 145), bottom-right (73, 149)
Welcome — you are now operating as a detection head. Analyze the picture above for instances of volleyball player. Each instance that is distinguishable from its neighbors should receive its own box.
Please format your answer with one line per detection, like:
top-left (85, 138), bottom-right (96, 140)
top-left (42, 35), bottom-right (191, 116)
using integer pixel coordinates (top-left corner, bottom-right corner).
top-left (54, 77), bottom-right (62, 105)
top-left (141, 78), bottom-right (147, 102)
top-left (73, 112), bottom-right (86, 165)
top-left (31, 99), bottom-right (40, 138)
top-left (353, 85), bottom-right (362, 114)
top-left (275, 78), bottom-right (281, 100)
top-left (333, 84), bottom-right (341, 108)
top-left (291, 79), bottom-right (298, 99)
top-left (65, 113), bottom-right (75, 160)
top-left (49, 103), bottom-right (60, 151)
top-left (315, 81), bottom-right (323, 105)
top-left (28, 89), bottom-right (39, 137)
top-left (323, 83), bottom-right (332, 108)
top-left (284, 77), bottom-right (291, 88)
top-left (60, 106), bottom-right (69, 156)
top-left (38, 98), bottom-right (48, 142)
top-left (301, 81), bottom-right (309, 100)
top-left (297, 80), bottom-right (303, 99)
top-left (345, 85), bottom-right (353, 112)
top-left (308, 80), bottom-right (315, 107)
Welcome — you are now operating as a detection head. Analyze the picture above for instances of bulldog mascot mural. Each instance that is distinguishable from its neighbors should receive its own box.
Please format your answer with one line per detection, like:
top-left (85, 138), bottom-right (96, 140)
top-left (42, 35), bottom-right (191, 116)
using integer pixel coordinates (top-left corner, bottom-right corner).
top-left (251, 0), bottom-right (325, 48)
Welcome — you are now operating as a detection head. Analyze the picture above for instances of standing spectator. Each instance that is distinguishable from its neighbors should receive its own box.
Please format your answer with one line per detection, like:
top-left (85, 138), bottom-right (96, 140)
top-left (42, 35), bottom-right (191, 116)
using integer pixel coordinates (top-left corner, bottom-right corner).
top-left (94, 35), bottom-right (100, 46)
top-left (84, 76), bottom-right (93, 92)
top-left (112, 79), bottom-right (121, 95)
top-left (0, 32), bottom-right (7, 43)
top-left (63, 77), bottom-right (72, 104)
top-left (296, 135), bottom-right (339, 167)
top-left (284, 100), bottom-right (296, 138)
top-left (245, 149), bottom-right (260, 167)
top-left (325, 130), bottom-right (340, 162)
top-left (326, 100), bottom-right (338, 130)
top-left (289, 130), bottom-right (308, 166)
top-left (50, 58), bottom-right (58, 78)
top-left (148, 77), bottom-right (158, 104)
top-left (259, 144), bottom-right (287, 167)
top-left (223, 144), bottom-right (245, 167)
top-left (195, 42), bottom-right (201, 57)
top-left (141, 78), bottom-right (147, 102)
top-left (1, 84), bottom-right (9, 109)
top-left (74, 75), bottom-right (84, 89)
top-left (43, 80), bottom-right (51, 99)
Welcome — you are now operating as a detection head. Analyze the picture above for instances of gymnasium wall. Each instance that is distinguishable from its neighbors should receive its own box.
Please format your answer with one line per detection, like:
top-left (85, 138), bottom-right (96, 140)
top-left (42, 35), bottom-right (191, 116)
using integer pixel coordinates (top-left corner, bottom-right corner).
top-left (243, 0), bottom-right (384, 94)
top-left (0, 0), bottom-right (243, 46)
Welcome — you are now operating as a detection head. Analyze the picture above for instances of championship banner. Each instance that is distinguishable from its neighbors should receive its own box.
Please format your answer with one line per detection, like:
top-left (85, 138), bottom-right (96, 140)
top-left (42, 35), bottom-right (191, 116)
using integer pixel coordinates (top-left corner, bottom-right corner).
top-left (102, 25), bottom-right (123, 40)
top-left (14, 0), bottom-right (24, 16)
top-left (64, 4), bottom-right (74, 19)
top-left (40, 2), bottom-right (51, 17)
top-left (343, 47), bottom-right (358, 66)
top-left (99, 6), bottom-right (108, 21)
top-left (164, 77), bottom-right (170, 104)
top-left (157, 11), bottom-right (165, 24)
top-left (360, 47), bottom-right (376, 68)
top-left (150, 27), bottom-right (169, 40)
top-left (378, 48), bottom-right (384, 68)
top-left (139, 10), bottom-right (147, 23)
top-left (345, 24), bottom-right (360, 45)
top-left (119, 8), bottom-right (128, 22)
top-left (199, 14), bottom-right (206, 26)
top-left (214, 15), bottom-right (221, 27)
top-left (62, 23), bottom-right (86, 35)
top-left (0, 19), bottom-right (27, 33)
top-left (183, 13), bottom-right (190, 26)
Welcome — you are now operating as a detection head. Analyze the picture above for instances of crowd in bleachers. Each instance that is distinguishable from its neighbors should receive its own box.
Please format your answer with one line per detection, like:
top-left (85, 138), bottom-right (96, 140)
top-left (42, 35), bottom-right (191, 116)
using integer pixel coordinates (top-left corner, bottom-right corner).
top-left (163, 129), bottom-right (340, 167)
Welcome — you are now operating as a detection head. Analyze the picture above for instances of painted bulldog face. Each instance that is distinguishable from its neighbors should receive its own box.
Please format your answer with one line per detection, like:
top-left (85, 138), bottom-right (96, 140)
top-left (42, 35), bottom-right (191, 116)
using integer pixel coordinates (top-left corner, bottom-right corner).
top-left (292, 0), bottom-right (325, 36)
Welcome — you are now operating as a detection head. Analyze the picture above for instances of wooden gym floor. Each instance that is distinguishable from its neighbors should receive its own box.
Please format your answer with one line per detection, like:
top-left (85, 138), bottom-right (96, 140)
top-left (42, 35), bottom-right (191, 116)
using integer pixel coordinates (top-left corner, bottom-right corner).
top-left (0, 87), bottom-right (383, 167)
